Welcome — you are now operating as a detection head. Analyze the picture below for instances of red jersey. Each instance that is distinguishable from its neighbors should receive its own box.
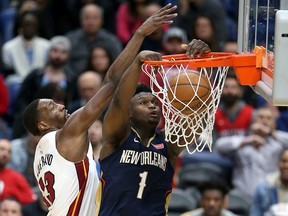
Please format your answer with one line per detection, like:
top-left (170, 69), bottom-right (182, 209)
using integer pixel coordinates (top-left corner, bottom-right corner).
top-left (215, 104), bottom-right (254, 137)
top-left (0, 167), bottom-right (37, 204)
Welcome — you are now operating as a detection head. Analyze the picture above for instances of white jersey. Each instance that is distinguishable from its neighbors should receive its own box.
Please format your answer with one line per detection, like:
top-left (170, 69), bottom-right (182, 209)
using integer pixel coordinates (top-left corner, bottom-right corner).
top-left (34, 131), bottom-right (99, 216)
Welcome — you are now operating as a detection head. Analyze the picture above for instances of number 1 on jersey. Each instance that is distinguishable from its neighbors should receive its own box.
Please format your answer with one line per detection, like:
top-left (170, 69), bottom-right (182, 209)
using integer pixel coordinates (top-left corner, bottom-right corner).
top-left (137, 171), bottom-right (148, 199)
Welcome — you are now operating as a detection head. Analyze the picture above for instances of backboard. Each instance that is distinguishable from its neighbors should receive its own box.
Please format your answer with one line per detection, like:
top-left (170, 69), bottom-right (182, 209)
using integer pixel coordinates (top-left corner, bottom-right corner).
top-left (238, 0), bottom-right (288, 105)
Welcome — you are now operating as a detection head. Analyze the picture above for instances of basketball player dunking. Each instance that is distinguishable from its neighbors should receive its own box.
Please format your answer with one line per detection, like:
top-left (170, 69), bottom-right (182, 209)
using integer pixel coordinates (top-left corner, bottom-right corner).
top-left (97, 44), bottom-right (210, 215)
top-left (21, 4), bottom-right (178, 216)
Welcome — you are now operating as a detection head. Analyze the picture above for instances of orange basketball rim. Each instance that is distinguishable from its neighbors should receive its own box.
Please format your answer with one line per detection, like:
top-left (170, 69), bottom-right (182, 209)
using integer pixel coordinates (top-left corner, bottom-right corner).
top-left (144, 46), bottom-right (271, 86)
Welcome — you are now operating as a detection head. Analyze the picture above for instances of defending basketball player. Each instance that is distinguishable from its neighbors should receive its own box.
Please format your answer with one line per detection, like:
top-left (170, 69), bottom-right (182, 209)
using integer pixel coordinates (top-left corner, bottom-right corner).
top-left (21, 4), bottom-right (178, 216)
top-left (98, 44), bottom-right (210, 215)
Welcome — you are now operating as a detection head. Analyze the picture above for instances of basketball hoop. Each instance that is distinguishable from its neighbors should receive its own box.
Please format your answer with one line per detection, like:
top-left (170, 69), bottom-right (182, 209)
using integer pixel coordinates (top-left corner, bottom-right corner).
top-left (143, 48), bottom-right (265, 154)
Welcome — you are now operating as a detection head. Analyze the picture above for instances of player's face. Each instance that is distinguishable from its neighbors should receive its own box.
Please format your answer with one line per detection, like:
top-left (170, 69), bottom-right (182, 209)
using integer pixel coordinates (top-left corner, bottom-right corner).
top-left (130, 92), bottom-right (161, 126)
top-left (201, 190), bottom-right (224, 216)
top-left (38, 99), bottom-right (70, 130)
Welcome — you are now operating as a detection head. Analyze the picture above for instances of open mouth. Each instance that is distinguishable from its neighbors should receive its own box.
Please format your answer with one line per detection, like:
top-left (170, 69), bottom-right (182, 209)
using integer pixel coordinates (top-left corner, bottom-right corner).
top-left (150, 111), bottom-right (158, 118)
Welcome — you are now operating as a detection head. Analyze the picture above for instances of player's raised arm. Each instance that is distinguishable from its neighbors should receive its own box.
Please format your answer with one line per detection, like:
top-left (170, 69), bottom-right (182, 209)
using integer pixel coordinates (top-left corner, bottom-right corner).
top-left (57, 4), bottom-right (178, 160)
top-left (100, 51), bottom-right (162, 159)
top-left (61, 4), bottom-right (178, 136)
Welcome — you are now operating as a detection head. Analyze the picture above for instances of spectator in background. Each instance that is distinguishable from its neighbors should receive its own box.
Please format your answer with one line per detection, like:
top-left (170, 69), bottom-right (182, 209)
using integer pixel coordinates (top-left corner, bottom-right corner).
top-left (174, 0), bottom-right (227, 48)
top-left (214, 70), bottom-right (254, 139)
top-left (68, 71), bottom-right (102, 113)
top-left (66, 3), bottom-right (122, 76)
top-left (46, 0), bottom-right (120, 36)
top-left (161, 27), bottom-right (188, 55)
top-left (222, 41), bottom-right (238, 53)
top-left (0, 0), bottom-right (39, 45)
top-left (22, 190), bottom-right (48, 216)
top-left (98, 0), bottom-right (123, 34)
top-left (250, 149), bottom-right (288, 216)
top-left (12, 36), bottom-right (73, 139)
top-left (88, 119), bottom-right (103, 176)
top-left (7, 133), bottom-right (41, 189)
top-left (0, 198), bottom-right (22, 216)
top-left (215, 107), bottom-right (288, 198)
top-left (218, 0), bottom-right (238, 42)
top-left (0, 139), bottom-right (37, 205)
top-left (0, 75), bottom-right (9, 138)
top-left (85, 44), bottom-right (114, 79)
top-left (192, 14), bottom-right (221, 51)
top-left (116, 0), bottom-right (148, 45)
top-left (88, 120), bottom-right (103, 160)
top-left (2, 11), bottom-right (50, 80)
top-left (13, 0), bottom-right (63, 39)
top-left (140, 2), bottom-right (168, 52)
top-left (181, 179), bottom-right (238, 216)
top-left (0, 75), bottom-right (8, 118)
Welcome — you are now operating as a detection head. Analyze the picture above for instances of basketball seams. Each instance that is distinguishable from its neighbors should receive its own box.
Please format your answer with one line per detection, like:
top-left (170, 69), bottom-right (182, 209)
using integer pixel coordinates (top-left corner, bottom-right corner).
top-left (169, 84), bottom-right (211, 99)
top-left (170, 83), bottom-right (211, 98)
top-left (167, 70), bottom-right (212, 115)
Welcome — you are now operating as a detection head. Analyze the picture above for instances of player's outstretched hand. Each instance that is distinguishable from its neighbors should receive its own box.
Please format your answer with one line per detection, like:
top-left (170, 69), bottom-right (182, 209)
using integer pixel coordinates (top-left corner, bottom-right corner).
top-left (181, 39), bottom-right (211, 58)
top-left (138, 50), bottom-right (162, 63)
top-left (137, 4), bottom-right (177, 36)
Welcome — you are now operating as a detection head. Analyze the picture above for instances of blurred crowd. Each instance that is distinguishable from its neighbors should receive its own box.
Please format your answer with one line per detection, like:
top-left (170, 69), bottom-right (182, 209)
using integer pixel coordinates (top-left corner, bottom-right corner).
top-left (0, 0), bottom-right (287, 216)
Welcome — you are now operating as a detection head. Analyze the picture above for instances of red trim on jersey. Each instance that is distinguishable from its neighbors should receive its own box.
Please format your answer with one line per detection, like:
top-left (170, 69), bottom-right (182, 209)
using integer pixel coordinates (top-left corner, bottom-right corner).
top-left (66, 157), bottom-right (89, 216)
top-left (165, 189), bottom-right (172, 198)
top-left (100, 177), bottom-right (106, 187)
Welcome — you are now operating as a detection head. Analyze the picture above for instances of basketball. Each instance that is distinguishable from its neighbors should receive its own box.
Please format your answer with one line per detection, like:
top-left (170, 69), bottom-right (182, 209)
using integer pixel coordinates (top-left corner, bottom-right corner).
top-left (167, 70), bottom-right (211, 115)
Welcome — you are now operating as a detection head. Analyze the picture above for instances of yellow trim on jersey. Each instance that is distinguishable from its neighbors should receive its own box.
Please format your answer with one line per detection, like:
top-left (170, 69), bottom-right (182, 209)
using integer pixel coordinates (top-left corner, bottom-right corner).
top-left (131, 127), bottom-right (156, 147)
top-left (95, 177), bottom-right (103, 216)
top-left (71, 191), bottom-right (81, 216)
top-left (164, 191), bottom-right (172, 216)
top-left (82, 159), bottom-right (87, 177)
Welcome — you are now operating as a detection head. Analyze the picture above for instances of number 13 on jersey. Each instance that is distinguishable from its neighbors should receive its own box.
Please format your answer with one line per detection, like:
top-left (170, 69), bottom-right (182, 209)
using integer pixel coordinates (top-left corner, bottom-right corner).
top-left (38, 171), bottom-right (56, 206)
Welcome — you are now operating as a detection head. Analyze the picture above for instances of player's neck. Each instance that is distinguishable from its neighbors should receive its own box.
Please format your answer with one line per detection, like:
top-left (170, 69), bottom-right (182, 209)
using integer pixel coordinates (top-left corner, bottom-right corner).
top-left (131, 126), bottom-right (155, 145)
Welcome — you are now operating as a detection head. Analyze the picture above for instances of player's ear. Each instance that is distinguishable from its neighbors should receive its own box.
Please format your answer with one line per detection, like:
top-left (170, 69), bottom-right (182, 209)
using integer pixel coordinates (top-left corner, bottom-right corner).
top-left (38, 121), bottom-right (50, 132)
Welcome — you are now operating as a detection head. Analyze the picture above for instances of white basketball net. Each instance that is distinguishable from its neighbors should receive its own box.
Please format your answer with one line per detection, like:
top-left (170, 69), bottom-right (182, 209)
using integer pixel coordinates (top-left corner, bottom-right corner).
top-left (142, 63), bottom-right (229, 154)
